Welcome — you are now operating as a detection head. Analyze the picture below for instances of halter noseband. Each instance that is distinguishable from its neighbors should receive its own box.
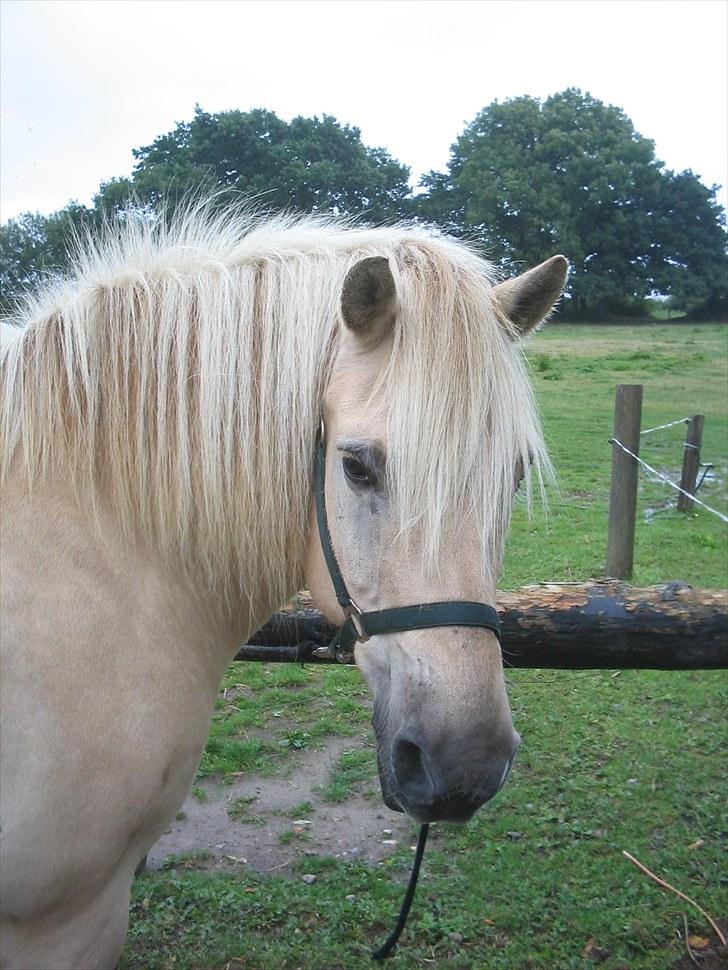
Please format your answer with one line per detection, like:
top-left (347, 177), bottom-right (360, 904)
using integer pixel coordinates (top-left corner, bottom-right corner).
top-left (314, 425), bottom-right (502, 661)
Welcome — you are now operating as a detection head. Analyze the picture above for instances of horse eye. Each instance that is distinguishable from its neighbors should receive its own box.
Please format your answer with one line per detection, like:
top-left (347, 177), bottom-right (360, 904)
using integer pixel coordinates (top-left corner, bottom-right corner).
top-left (342, 454), bottom-right (372, 486)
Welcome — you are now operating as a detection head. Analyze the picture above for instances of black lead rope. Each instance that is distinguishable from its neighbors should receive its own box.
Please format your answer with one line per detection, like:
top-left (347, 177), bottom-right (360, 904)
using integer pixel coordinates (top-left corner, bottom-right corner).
top-left (372, 823), bottom-right (430, 961)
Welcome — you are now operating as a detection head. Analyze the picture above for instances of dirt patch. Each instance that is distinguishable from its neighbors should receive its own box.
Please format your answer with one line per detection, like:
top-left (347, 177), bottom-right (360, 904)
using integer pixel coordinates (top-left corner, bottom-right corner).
top-left (671, 919), bottom-right (727, 970)
top-left (147, 736), bottom-right (416, 873)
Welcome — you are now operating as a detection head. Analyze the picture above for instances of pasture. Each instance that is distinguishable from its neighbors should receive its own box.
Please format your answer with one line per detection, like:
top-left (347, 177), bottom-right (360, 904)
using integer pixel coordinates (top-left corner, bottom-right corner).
top-left (121, 323), bottom-right (727, 970)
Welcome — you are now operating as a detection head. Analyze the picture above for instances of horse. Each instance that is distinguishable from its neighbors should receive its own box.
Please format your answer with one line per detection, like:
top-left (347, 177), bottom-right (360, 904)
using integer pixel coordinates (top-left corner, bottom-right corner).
top-left (0, 202), bottom-right (567, 969)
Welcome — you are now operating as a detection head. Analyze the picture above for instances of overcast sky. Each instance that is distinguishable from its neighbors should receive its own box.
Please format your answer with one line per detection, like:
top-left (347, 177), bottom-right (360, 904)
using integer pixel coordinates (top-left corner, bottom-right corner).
top-left (1, 0), bottom-right (726, 222)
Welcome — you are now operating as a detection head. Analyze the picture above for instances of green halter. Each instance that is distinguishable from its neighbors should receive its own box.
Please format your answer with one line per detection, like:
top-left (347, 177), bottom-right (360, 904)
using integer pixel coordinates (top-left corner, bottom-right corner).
top-left (314, 426), bottom-right (502, 661)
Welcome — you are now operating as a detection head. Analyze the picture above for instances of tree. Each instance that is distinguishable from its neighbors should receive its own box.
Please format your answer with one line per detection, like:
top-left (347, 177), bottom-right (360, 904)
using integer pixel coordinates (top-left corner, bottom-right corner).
top-left (0, 213), bottom-right (52, 303)
top-left (651, 170), bottom-right (727, 318)
top-left (0, 203), bottom-right (94, 311)
top-left (96, 106), bottom-right (412, 222)
top-left (1, 108), bottom-right (413, 307)
top-left (419, 89), bottom-right (726, 319)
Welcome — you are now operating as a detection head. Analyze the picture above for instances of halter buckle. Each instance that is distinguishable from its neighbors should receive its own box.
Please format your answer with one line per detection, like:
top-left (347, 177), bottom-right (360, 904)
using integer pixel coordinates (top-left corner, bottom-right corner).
top-left (344, 598), bottom-right (370, 642)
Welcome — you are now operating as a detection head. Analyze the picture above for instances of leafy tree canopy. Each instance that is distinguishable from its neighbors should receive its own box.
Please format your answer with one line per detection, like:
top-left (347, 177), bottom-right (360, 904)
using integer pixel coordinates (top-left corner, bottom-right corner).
top-left (0, 203), bottom-right (95, 305)
top-left (419, 89), bottom-right (726, 318)
top-left (650, 169), bottom-right (727, 317)
top-left (95, 106), bottom-right (412, 222)
top-left (2, 94), bottom-right (725, 319)
top-left (0, 107), bottom-right (412, 308)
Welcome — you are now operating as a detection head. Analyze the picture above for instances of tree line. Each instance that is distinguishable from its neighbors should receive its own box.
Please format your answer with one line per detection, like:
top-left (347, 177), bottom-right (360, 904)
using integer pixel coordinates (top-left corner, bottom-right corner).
top-left (1, 90), bottom-right (725, 320)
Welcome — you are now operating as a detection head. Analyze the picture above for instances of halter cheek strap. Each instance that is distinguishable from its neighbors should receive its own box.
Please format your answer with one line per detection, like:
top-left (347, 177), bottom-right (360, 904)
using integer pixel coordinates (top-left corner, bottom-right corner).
top-left (313, 428), bottom-right (502, 661)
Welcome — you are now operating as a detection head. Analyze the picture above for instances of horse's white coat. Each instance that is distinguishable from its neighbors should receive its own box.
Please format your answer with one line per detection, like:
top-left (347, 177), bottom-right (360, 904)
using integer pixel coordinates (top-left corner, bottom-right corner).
top-left (0, 204), bottom-right (565, 968)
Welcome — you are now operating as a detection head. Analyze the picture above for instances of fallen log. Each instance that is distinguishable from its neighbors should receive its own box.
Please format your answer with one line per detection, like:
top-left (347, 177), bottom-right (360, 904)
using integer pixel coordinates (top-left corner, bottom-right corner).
top-left (237, 581), bottom-right (728, 670)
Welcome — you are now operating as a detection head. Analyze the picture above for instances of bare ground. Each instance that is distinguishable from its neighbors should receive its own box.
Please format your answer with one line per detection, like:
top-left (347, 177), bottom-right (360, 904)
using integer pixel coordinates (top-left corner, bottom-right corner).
top-left (147, 736), bottom-right (416, 874)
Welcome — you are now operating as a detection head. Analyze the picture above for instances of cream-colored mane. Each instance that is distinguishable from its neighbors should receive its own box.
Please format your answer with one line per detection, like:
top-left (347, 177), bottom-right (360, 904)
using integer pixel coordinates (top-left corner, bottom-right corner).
top-left (0, 204), bottom-right (547, 615)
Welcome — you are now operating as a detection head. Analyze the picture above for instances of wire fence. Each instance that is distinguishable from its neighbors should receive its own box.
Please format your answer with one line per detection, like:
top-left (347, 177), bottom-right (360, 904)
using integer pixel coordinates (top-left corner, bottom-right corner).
top-left (609, 437), bottom-right (728, 524)
top-left (640, 417), bottom-right (692, 436)
top-left (606, 387), bottom-right (727, 579)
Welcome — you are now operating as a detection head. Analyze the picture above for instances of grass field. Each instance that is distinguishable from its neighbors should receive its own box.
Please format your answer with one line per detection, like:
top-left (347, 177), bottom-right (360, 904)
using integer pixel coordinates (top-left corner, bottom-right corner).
top-left (121, 323), bottom-right (727, 970)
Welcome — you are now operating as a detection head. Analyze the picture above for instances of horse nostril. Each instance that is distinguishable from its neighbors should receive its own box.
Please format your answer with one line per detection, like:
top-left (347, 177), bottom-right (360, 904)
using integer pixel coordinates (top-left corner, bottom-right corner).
top-left (392, 736), bottom-right (435, 805)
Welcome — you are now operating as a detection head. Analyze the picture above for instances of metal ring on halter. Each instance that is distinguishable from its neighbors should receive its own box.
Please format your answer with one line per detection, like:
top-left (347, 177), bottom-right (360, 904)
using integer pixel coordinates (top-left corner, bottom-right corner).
top-left (343, 598), bottom-right (370, 642)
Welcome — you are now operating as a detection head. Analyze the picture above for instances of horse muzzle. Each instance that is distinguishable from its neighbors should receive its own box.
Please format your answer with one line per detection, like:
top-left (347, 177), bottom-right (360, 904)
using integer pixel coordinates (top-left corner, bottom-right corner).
top-left (378, 727), bottom-right (521, 823)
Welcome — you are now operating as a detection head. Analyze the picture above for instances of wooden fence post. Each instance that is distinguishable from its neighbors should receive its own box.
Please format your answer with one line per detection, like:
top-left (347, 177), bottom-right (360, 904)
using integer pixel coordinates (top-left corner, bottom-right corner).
top-left (606, 384), bottom-right (643, 579)
top-left (677, 415), bottom-right (704, 512)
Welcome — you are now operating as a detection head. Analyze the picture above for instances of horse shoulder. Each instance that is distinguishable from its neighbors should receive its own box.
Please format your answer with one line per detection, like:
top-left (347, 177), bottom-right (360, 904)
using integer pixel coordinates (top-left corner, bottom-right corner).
top-left (1, 470), bottom-right (231, 953)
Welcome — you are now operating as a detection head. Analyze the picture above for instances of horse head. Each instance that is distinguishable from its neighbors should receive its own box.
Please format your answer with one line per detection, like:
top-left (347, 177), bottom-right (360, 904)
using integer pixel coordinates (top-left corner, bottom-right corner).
top-left (307, 249), bottom-right (567, 823)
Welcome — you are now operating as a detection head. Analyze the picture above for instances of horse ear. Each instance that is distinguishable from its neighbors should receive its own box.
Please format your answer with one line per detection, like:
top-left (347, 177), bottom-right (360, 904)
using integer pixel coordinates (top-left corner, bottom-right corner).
top-left (340, 256), bottom-right (398, 348)
top-left (492, 255), bottom-right (569, 337)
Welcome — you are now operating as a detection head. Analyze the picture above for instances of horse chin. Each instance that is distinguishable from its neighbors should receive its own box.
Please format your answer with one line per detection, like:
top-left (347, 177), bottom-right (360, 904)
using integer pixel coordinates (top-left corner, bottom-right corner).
top-left (380, 784), bottom-right (481, 823)
top-left (392, 781), bottom-right (480, 822)
top-left (402, 798), bottom-right (481, 825)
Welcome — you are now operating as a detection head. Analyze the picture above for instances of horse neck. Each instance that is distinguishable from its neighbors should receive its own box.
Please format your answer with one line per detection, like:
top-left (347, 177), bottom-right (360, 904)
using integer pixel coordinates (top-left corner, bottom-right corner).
top-left (91, 278), bottom-right (330, 641)
top-left (83, 456), bottom-right (301, 654)
top-left (2, 244), bottom-right (344, 641)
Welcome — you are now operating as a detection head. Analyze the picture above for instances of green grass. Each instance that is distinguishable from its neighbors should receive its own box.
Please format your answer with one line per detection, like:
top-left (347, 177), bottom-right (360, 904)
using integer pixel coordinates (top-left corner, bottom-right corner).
top-left (316, 746), bottom-right (379, 804)
top-left (226, 795), bottom-right (265, 825)
top-left (502, 323), bottom-right (727, 590)
top-left (284, 800), bottom-right (314, 818)
top-left (200, 659), bottom-right (371, 777)
top-left (121, 323), bottom-right (727, 970)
